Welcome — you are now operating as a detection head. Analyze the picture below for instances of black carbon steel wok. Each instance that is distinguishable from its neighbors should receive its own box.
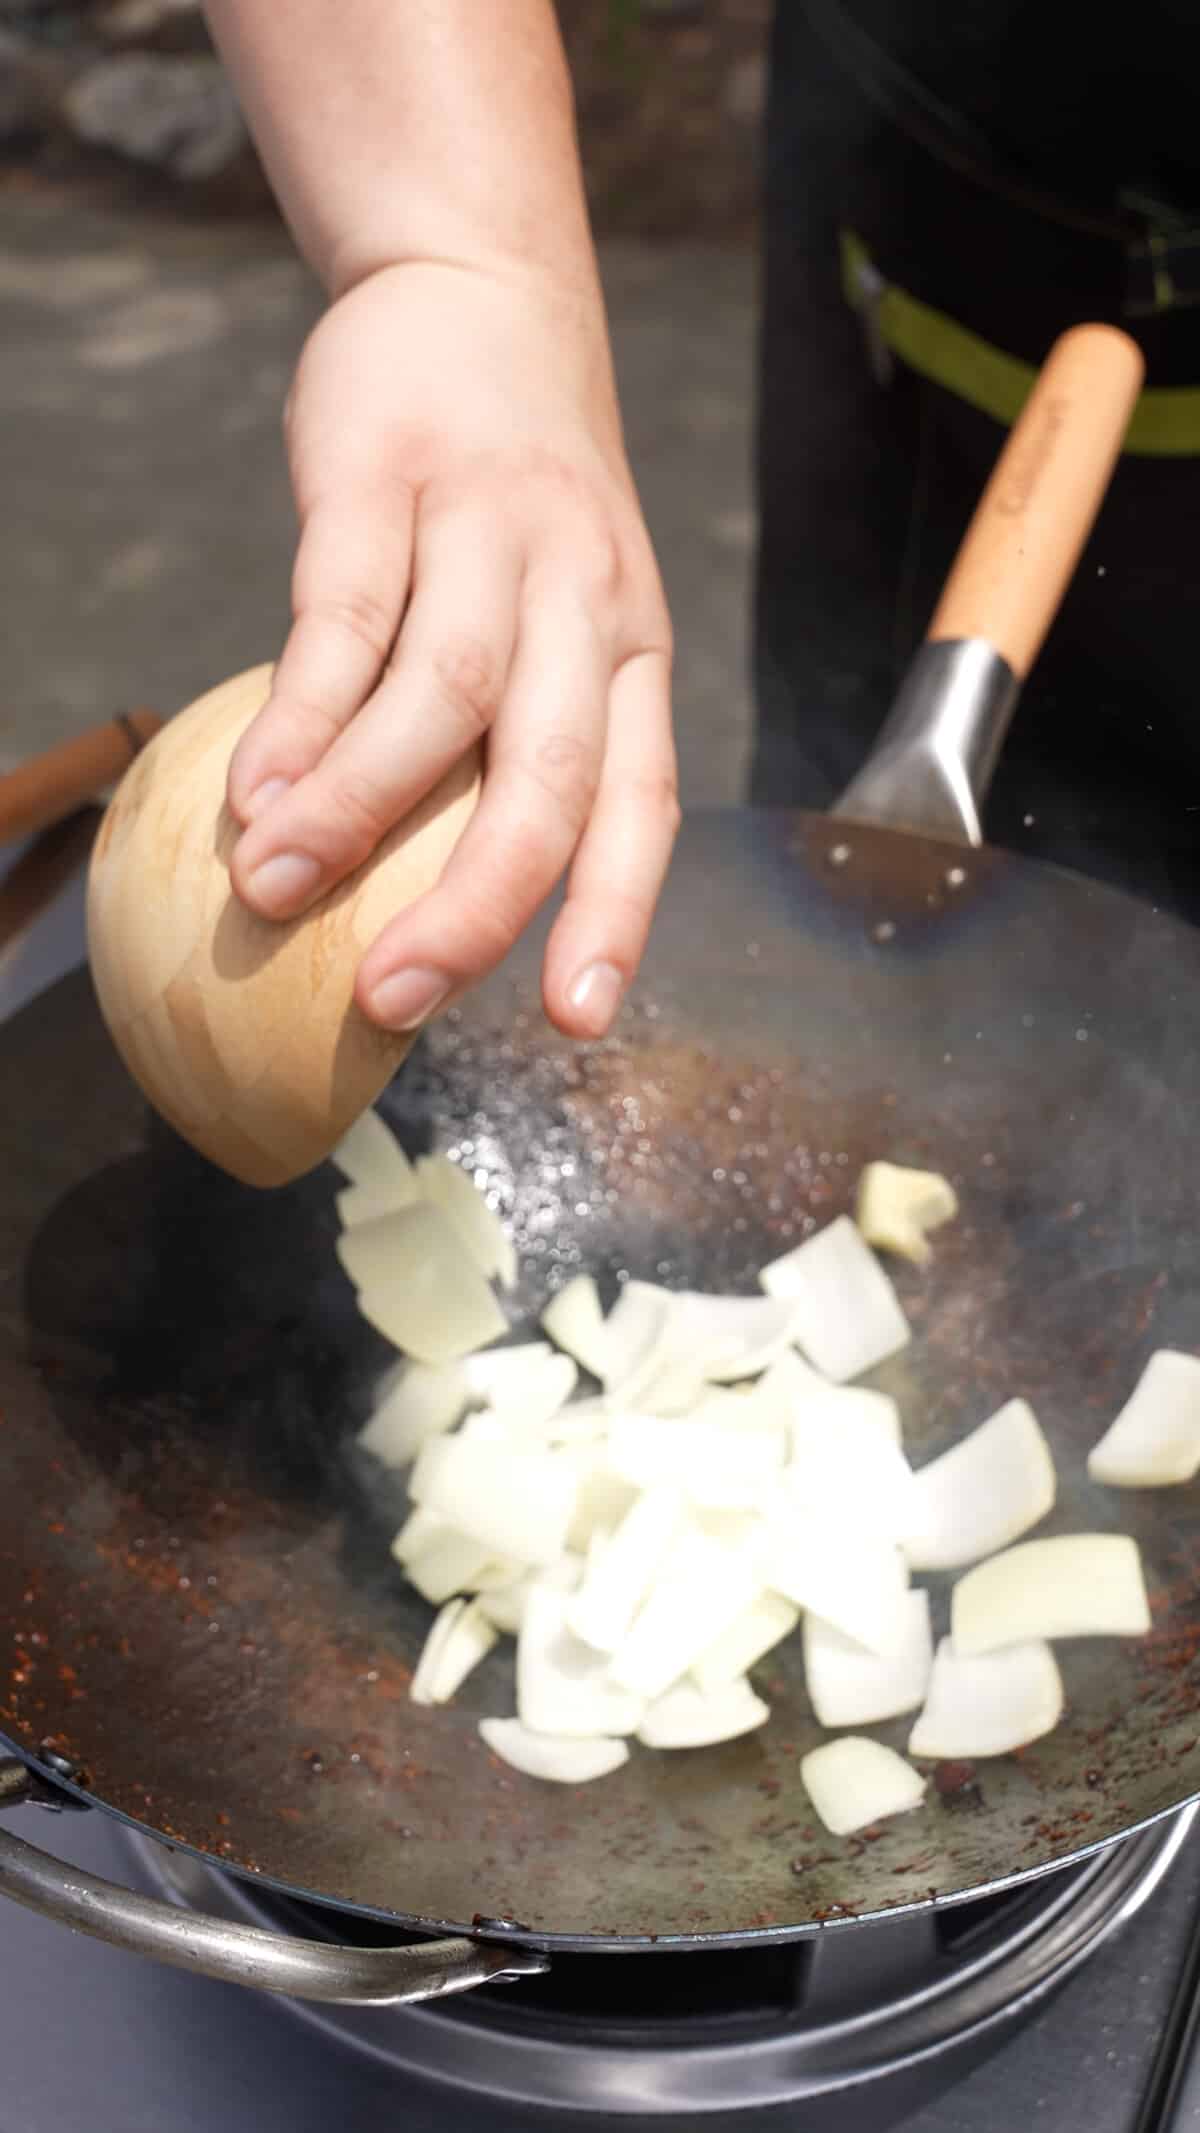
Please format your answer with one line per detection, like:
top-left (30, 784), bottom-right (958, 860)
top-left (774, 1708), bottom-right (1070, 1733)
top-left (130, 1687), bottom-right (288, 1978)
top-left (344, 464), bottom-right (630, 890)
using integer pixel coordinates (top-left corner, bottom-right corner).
top-left (2, 326), bottom-right (1199, 1992)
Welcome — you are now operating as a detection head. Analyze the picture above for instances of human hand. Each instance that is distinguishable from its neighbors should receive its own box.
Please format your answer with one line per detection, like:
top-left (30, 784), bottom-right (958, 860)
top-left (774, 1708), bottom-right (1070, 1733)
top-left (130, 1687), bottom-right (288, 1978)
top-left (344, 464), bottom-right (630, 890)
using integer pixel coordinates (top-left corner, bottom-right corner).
top-left (225, 260), bottom-right (678, 1040)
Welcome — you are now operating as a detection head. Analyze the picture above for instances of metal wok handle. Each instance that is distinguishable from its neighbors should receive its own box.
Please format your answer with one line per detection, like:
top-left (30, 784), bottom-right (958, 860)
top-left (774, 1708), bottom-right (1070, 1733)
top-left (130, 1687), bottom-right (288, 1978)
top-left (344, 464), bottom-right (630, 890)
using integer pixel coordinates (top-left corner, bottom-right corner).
top-left (0, 1759), bottom-right (546, 2005)
top-left (833, 323), bottom-right (1144, 844)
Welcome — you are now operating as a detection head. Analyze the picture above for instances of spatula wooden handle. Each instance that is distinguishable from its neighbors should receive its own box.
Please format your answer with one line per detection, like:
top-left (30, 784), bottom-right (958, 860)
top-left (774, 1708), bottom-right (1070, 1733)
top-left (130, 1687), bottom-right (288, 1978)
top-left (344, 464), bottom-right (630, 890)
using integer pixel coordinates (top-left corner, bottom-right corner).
top-left (927, 324), bottom-right (1145, 678)
top-left (0, 710), bottom-right (162, 846)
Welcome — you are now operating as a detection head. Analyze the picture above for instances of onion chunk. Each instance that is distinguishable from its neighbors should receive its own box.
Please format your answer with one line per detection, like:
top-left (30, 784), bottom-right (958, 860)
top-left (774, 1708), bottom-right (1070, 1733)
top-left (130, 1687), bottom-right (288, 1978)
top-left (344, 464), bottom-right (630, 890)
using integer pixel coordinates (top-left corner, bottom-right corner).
top-left (331, 1108), bottom-right (416, 1194)
top-left (856, 1162), bottom-right (958, 1266)
top-left (416, 1153), bottom-right (516, 1289)
top-left (908, 1637), bottom-right (1062, 1760)
top-left (358, 1362), bottom-right (469, 1468)
top-left (410, 1437), bottom-right (579, 1568)
top-left (609, 1528), bottom-right (764, 1700)
top-left (479, 1718), bottom-right (629, 1784)
top-left (568, 1483), bottom-right (684, 1654)
top-left (637, 1675), bottom-right (769, 1749)
top-left (804, 1591), bottom-right (932, 1728)
top-left (518, 1584), bottom-right (644, 1737)
top-left (800, 1737), bottom-right (926, 1837)
top-left (411, 1597), bottom-right (498, 1706)
top-left (1088, 1350), bottom-right (1200, 1487)
top-left (542, 1276), bottom-right (611, 1381)
top-left (765, 1506), bottom-right (910, 1657)
top-left (902, 1399), bottom-right (1056, 1572)
top-left (342, 1203), bottom-right (508, 1365)
top-left (952, 1534), bottom-right (1151, 1656)
top-left (759, 1216), bottom-right (910, 1382)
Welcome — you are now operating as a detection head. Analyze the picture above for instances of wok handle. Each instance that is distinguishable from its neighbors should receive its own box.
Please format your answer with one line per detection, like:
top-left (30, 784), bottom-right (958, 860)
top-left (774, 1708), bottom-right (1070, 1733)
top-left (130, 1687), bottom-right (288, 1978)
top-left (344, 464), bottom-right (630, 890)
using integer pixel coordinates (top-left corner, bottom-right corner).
top-left (832, 323), bottom-right (1145, 845)
top-left (0, 1759), bottom-right (546, 2006)
top-left (0, 710), bottom-right (162, 847)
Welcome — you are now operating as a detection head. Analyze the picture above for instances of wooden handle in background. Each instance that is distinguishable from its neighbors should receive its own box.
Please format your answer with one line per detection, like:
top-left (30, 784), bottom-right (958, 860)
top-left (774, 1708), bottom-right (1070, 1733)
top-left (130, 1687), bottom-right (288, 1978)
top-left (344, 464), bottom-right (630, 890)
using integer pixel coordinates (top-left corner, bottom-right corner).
top-left (927, 324), bottom-right (1145, 678)
top-left (0, 710), bottom-right (162, 846)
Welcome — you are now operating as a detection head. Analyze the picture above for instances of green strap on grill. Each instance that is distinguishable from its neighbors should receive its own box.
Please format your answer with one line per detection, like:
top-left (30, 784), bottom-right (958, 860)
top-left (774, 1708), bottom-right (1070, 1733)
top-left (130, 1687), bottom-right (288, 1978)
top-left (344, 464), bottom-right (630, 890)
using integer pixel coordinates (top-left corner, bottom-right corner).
top-left (841, 230), bottom-right (1200, 455)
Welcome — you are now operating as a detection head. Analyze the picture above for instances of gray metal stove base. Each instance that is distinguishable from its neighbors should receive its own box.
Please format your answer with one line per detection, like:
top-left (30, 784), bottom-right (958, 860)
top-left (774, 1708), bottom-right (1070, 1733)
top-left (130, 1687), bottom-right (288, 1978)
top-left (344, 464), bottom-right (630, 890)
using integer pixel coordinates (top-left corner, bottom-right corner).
top-left (2, 1800), bottom-right (1200, 2133)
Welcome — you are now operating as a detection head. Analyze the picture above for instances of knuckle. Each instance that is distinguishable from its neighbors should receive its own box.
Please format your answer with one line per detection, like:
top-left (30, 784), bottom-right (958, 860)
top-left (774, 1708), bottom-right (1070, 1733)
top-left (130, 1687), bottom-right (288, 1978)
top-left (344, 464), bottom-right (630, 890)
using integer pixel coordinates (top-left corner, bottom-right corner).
top-left (510, 737), bottom-right (598, 837)
top-left (630, 767), bottom-right (682, 838)
top-left (298, 587), bottom-right (396, 665)
top-left (429, 636), bottom-right (500, 743)
top-left (323, 771), bottom-right (393, 858)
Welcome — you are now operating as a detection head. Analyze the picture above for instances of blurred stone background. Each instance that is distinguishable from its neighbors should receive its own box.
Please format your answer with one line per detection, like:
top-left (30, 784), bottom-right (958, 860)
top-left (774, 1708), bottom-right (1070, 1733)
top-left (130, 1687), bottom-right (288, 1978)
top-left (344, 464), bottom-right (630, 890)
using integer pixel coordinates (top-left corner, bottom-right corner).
top-left (1, 0), bottom-right (767, 799)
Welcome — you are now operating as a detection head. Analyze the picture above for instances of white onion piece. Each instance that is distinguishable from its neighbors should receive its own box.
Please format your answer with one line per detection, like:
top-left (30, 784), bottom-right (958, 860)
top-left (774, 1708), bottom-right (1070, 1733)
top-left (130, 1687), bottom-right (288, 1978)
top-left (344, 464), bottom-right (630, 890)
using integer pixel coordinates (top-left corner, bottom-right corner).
top-left (457, 1411), bottom-right (513, 1447)
top-left (803, 1591), bottom-right (932, 1727)
top-left (488, 1354), bottom-right (579, 1437)
top-left (410, 1438), bottom-right (578, 1568)
top-left (416, 1153), bottom-right (517, 1289)
top-left (560, 1447), bottom-right (639, 1552)
top-left (331, 1108), bottom-right (416, 1194)
top-left (541, 1398), bottom-right (613, 1447)
top-left (609, 1529), bottom-right (764, 1700)
top-left (411, 1597), bottom-right (498, 1706)
top-left (636, 1356), bottom-right (712, 1416)
top-left (606, 1413), bottom-right (784, 1510)
top-left (952, 1534), bottom-right (1151, 1656)
top-left (902, 1399), bottom-right (1055, 1572)
top-left (785, 1412), bottom-right (918, 1543)
top-left (463, 1344), bottom-right (553, 1397)
top-left (542, 1276), bottom-right (611, 1380)
top-left (765, 1515), bottom-right (910, 1657)
top-left (1087, 1350), bottom-right (1200, 1487)
top-left (345, 1205), bottom-right (508, 1365)
top-left (517, 1584), bottom-right (644, 1737)
top-left (856, 1162), bottom-right (958, 1267)
top-left (908, 1637), bottom-right (1062, 1760)
top-left (759, 1216), bottom-right (910, 1382)
top-left (692, 1592), bottom-right (799, 1693)
top-left (771, 1350), bottom-right (904, 1448)
top-left (478, 1553), bottom-right (583, 1635)
top-left (479, 1717), bottom-right (629, 1784)
top-left (567, 1483), bottom-right (685, 1654)
top-left (638, 1674), bottom-right (769, 1749)
top-left (800, 1737), bottom-right (926, 1837)
top-left (391, 1505), bottom-right (447, 1565)
top-left (337, 1179), bottom-right (414, 1227)
top-left (358, 1363), bottom-right (469, 1468)
top-left (400, 1527), bottom-right (497, 1605)
top-left (674, 1293), bottom-right (801, 1384)
top-left (600, 1282), bottom-right (676, 1399)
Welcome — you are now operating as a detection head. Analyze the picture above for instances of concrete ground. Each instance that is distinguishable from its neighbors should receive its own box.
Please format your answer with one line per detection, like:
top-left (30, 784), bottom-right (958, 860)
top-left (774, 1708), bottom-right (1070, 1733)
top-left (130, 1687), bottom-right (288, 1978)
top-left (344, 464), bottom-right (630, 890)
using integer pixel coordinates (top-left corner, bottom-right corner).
top-left (2, 186), bottom-right (757, 803)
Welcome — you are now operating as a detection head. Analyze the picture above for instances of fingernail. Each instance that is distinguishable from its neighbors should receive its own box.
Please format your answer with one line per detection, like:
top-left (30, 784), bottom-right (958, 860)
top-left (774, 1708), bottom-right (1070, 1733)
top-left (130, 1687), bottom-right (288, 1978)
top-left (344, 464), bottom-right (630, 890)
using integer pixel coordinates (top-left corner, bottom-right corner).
top-left (567, 959), bottom-right (626, 1035)
top-left (246, 850), bottom-right (322, 914)
top-left (244, 776), bottom-right (292, 821)
top-left (367, 967), bottom-right (451, 1030)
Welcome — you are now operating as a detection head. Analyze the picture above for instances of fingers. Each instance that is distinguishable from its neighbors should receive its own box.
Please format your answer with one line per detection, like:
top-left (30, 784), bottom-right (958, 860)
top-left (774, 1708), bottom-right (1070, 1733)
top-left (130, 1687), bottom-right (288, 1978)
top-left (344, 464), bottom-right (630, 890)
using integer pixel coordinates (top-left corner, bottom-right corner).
top-left (542, 647), bottom-right (679, 1036)
top-left (355, 574), bottom-right (611, 1030)
top-left (229, 503), bottom-right (521, 918)
top-left (226, 489), bottom-right (414, 826)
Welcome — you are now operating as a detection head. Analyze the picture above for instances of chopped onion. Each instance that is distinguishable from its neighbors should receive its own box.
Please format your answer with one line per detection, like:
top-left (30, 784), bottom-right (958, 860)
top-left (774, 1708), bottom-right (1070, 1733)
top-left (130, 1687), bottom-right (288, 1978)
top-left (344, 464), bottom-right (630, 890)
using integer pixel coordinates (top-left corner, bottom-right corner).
top-left (803, 1591), bottom-right (933, 1727)
top-left (1087, 1350), bottom-right (1200, 1487)
top-left (674, 1292), bottom-right (800, 1384)
top-left (416, 1153), bottom-right (517, 1289)
top-left (609, 1528), bottom-right (764, 1700)
top-left (411, 1596), bottom-right (498, 1706)
top-left (785, 1411), bottom-right (918, 1543)
top-left (606, 1413), bottom-right (785, 1510)
top-left (567, 1483), bottom-right (685, 1654)
top-left (637, 1674), bottom-right (769, 1749)
top-left (908, 1637), bottom-right (1062, 1760)
top-left (410, 1437), bottom-right (579, 1567)
top-left (463, 1344), bottom-right (553, 1397)
top-left (478, 1553), bottom-right (583, 1635)
top-left (331, 1108), bottom-right (416, 1194)
top-left (635, 1356), bottom-right (712, 1416)
top-left (399, 1526), bottom-right (497, 1606)
top-left (517, 1584), bottom-right (644, 1737)
top-left (337, 1179), bottom-right (414, 1227)
top-left (343, 1203), bottom-right (509, 1364)
top-left (902, 1399), bottom-right (1056, 1572)
top-left (560, 1446), bottom-right (639, 1552)
top-left (759, 1216), bottom-right (910, 1382)
top-left (765, 1514), bottom-right (910, 1658)
top-left (542, 1276), bottom-right (611, 1380)
top-left (856, 1162), bottom-right (958, 1267)
top-left (692, 1591), bottom-right (799, 1693)
top-left (390, 1505), bottom-right (446, 1565)
top-left (800, 1736), bottom-right (926, 1837)
top-left (479, 1717), bottom-right (629, 1784)
top-left (541, 1398), bottom-right (613, 1447)
top-left (469, 1351), bottom-right (579, 1438)
top-left (952, 1534), bottom-right (1151, 1656)
top-left (358, 1362), bottom-right (469, 1468)
top-left (600, 1282), bottom-right (676, 1400)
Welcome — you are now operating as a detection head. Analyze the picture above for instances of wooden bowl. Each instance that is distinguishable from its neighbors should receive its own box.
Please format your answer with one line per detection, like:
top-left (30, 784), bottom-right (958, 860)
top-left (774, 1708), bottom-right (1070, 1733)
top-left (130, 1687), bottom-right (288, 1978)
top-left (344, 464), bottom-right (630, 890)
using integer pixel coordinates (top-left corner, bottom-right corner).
top-left (86, 664), bottom-right (480, 1187)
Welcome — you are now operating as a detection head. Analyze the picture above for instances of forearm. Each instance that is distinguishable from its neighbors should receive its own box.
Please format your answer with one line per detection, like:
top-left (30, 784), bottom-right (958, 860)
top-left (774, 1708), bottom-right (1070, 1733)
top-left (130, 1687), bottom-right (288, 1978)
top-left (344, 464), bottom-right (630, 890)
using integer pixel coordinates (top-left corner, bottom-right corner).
top-left (202, 0), bottom-right (600, 302)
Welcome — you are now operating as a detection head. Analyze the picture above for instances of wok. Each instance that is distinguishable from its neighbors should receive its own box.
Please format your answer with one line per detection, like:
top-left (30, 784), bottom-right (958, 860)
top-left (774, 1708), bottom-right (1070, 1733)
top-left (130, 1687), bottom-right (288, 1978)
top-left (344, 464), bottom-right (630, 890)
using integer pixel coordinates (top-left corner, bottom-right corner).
top-left (2, 324), bottom-right (1200, 2005)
